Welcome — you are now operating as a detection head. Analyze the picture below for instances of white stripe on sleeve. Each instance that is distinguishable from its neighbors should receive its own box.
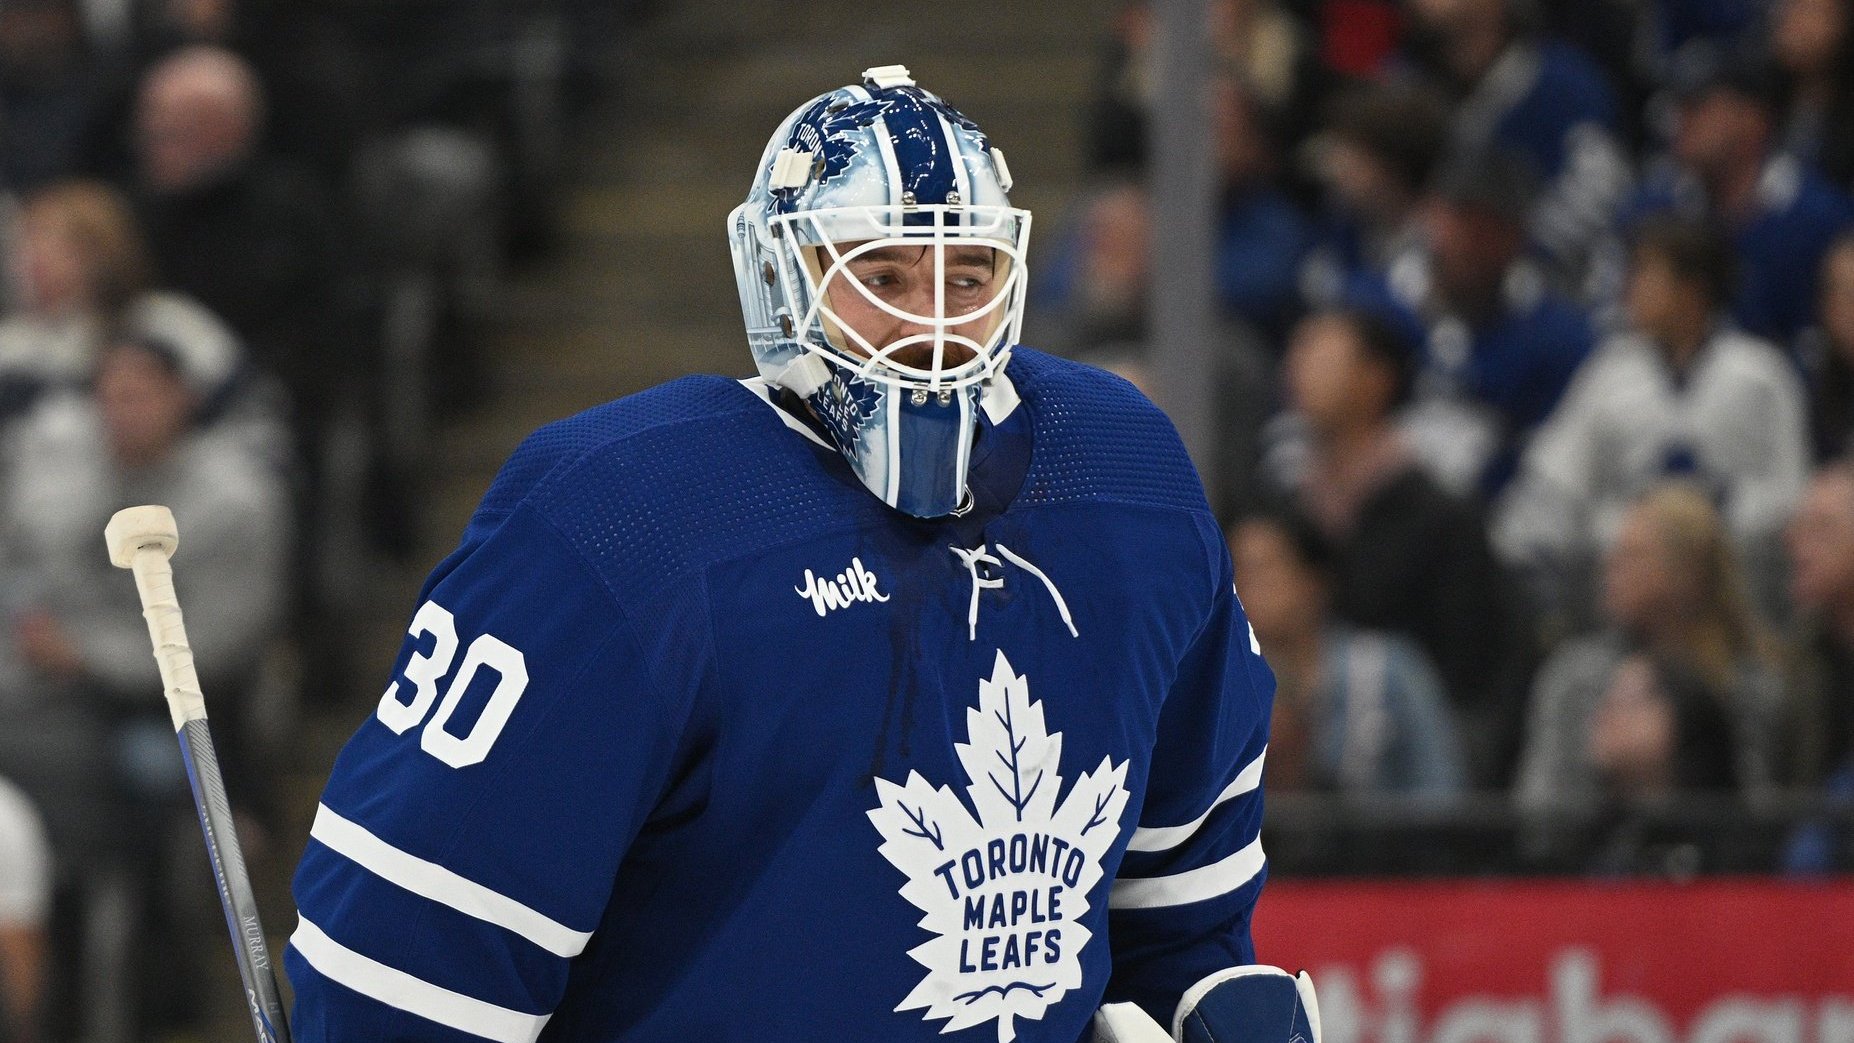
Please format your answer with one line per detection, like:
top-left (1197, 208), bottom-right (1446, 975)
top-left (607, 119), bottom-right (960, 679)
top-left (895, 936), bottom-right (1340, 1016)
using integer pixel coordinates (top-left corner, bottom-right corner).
top-left (310, 804), bottom-right (593, 958)
top-left (291, 916), bottom-right (552, 1043)
top-left (1125, 748), bottom-right (1266, 853)
top-left (1108, 836), bottom-right (1266, 910)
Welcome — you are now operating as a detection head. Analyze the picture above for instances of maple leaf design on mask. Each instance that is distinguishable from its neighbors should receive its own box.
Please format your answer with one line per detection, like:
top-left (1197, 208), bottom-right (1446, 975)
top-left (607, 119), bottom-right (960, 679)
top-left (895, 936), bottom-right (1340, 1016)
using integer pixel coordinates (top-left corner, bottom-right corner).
top-left (808, 372), bottom-right (882, 456)
top-left (778, 97), bottom-right (897, 194)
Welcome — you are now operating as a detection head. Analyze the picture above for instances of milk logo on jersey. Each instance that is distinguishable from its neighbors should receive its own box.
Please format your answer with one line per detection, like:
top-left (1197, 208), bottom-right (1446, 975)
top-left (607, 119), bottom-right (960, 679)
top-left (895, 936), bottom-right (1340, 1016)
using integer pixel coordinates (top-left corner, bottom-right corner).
top-left (795, 556), bottom-right (890, 617)
top-left (867, 651), bottom-right (1130, 1041)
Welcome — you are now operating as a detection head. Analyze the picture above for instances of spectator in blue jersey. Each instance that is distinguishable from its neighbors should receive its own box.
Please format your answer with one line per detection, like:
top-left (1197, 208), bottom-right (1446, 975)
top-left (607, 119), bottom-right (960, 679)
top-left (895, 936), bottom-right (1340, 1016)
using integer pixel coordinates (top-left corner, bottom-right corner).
top-left (287, 67), bottom-right (1302, 1042)
top-left (1798, 232), bottom-right (1854, 461)
top-left (1349, 148), bottom-right (1596, 496)
top-left (1620, 52), bottom-right (1854, 346)
top-left (1207, 76), bottom-right (1314, 341)
top-left (1230, 507), bottom-right (1466, 796)
top-left (1398, 0), bottom-right (1632, 287)
top-left (1495, 215), bottom-right (1809, 630)
top-left (1298, 82), bottom-right (1451, 310)
top-left (1261, 307), bottom-right (1533, 787)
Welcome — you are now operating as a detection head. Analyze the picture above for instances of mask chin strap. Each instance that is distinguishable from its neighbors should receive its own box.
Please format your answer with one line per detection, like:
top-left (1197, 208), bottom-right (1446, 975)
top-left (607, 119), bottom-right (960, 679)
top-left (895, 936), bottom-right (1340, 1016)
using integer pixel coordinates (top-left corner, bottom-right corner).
top-left (949, 543), bottom-right (1080, 641)
top-left (764, 353), bottom-right (833, 397)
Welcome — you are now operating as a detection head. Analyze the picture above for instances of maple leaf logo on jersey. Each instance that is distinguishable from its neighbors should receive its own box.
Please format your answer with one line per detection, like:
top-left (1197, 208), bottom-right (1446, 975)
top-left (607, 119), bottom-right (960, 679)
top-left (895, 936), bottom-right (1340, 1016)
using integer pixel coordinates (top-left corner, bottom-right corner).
top-left (867, 651), bottom-right (1130, 1041)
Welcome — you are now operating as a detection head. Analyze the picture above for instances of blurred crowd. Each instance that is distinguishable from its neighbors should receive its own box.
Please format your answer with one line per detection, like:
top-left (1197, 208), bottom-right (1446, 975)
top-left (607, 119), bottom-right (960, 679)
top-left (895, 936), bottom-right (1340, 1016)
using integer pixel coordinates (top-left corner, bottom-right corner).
top-left (5, 0), bottom-right (1854, 1034)
top-left (1034, 0), bottom-right (1854, 882)
top-left (0, 0), bottom-right (628, 1037)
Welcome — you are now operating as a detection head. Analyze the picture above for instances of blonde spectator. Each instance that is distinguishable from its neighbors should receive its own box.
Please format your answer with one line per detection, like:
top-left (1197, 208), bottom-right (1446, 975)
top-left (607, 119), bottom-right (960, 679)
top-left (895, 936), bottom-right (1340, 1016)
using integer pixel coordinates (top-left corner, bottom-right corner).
top-left (0, 181), bottom-right (151, 408)
top-left (10, 180), bottom-right (147, 313)
top-left (1516, 483), bottom-right (1784, 815)
top-left (0, 179), bottom-right (289, 467)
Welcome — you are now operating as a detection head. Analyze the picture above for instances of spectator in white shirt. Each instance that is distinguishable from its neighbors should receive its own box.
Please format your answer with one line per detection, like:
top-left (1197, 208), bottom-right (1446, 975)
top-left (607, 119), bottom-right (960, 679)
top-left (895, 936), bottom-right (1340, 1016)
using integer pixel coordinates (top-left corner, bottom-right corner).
top-left (1495, 214), bottom-right (1809, 628)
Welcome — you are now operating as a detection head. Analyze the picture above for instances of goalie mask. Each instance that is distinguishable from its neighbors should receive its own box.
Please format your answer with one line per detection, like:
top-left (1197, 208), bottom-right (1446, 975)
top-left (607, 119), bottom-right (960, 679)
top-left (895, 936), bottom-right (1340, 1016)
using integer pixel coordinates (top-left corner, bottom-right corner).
top-left (728, 65), bottom-right (1031, 518)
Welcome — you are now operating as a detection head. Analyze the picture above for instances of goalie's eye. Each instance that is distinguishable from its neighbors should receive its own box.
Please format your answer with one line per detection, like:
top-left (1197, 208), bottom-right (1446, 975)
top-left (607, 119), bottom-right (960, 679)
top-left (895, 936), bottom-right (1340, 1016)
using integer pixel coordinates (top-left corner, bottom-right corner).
top-left (840, 245), bottom-right (999, 304)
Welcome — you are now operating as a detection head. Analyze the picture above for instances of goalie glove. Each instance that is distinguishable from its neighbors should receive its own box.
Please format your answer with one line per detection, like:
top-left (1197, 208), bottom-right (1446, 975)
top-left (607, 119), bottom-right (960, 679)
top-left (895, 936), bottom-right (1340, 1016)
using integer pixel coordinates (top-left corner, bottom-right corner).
top-left (1091, 965), bottom-right (1321, 1043)
top-left (1174, 965), bottom-right (1321, 1043)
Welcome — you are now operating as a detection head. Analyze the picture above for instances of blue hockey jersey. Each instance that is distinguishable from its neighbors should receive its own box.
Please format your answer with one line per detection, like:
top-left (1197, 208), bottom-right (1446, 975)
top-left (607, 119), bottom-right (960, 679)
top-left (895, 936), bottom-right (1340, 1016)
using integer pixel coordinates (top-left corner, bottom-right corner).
top-left (286, 348), bottom-right (1276, 1042)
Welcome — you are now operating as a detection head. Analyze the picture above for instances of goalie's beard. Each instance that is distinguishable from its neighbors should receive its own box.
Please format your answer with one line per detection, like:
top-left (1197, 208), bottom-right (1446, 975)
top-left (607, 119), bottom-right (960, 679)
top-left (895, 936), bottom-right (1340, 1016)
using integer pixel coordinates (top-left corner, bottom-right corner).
top-left (881, 340), bottom-right (980, 371)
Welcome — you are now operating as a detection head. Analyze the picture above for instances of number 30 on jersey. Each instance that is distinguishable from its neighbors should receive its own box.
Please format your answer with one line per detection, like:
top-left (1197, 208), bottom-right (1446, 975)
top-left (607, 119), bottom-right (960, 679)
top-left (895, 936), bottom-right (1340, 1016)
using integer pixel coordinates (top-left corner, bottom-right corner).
top-left (376, 600), bottom-right (530, 768)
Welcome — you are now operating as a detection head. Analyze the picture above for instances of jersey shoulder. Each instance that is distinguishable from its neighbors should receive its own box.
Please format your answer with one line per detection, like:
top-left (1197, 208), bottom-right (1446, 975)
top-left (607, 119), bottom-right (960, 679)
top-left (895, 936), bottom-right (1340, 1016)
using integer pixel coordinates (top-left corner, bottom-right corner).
top-left (472, 375), bottom-right (754, 517)
top-left (471, 373), bottom-right (884, 604)
top-left (1008, 347), bottom-right (1211, 516)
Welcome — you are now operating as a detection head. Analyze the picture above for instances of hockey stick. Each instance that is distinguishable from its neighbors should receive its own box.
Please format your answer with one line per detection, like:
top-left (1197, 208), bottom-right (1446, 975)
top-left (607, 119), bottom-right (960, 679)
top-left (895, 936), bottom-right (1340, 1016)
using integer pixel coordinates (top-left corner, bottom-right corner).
top-left (105, 505), bottom-right (292, 1043)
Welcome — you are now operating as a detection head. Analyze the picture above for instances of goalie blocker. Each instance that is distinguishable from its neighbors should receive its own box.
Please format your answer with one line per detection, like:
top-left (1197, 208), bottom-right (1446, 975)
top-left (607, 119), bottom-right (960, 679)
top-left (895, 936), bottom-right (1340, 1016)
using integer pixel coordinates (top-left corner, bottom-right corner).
top-left (1094, 965), bottom-right (1321, 1043)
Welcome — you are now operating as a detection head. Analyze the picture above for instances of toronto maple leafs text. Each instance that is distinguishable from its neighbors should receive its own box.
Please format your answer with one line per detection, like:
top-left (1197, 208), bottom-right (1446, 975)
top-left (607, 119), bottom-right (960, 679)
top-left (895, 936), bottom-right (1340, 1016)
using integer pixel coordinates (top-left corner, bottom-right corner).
top-left (931, 832), bottom-right (1082, 971)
